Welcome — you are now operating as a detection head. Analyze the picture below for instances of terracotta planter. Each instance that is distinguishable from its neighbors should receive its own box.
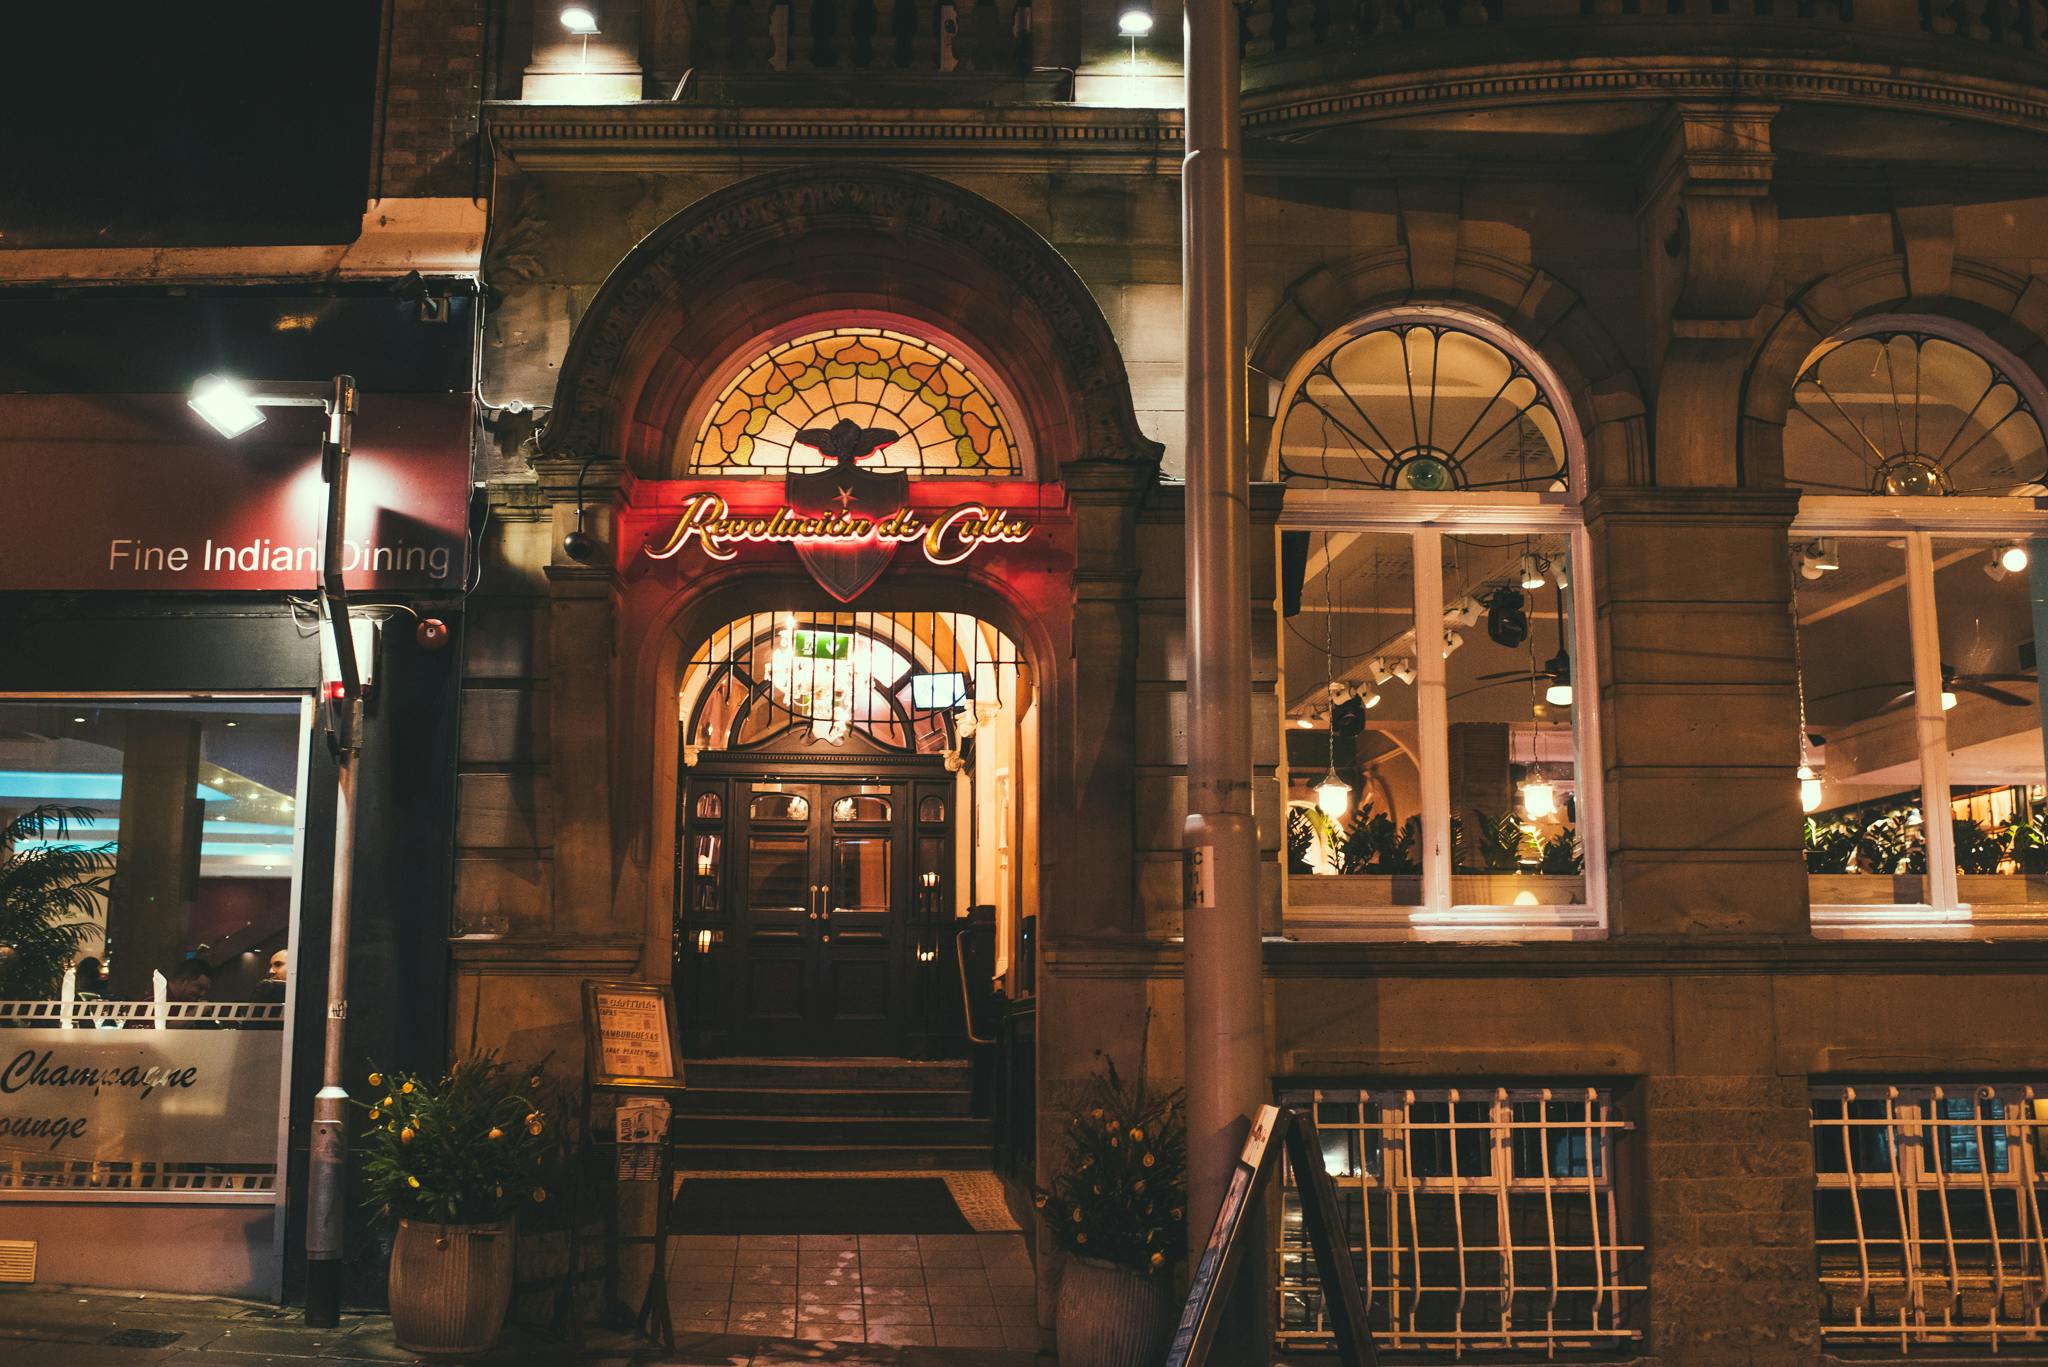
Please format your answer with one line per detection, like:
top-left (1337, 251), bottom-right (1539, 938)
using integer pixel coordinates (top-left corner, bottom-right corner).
top-left (388, 1217), bottom-right (516, 1355)
top-left (1056, 1255), bottom-right (1177, 1367)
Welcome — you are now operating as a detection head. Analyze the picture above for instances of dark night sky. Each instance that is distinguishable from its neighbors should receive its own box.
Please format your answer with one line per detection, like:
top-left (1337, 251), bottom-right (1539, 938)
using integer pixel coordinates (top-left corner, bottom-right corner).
top-left (0, 6), bottom-right (384, 249)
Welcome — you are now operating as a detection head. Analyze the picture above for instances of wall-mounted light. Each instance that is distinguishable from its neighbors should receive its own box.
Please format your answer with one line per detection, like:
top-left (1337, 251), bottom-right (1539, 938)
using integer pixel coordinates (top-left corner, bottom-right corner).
top-left (560, 2), bottom-right (601, 34)
top-left (1117, 0), bottom-right (1153, 35)
top-left (188, 376), bottom-right (267, 439)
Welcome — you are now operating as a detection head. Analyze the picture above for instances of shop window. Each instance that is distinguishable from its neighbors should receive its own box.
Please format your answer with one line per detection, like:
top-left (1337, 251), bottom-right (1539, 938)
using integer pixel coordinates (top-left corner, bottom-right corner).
top-left (0, 697), bottom-right (307, 1194)
top-left (749, 791), bottom-right (812, 824)
top-left (1276, 308), bottom-right (1600, 937)
top-left (685, 326), bottom-right (1021, 477)
top-left (1788, 321), bottom-right (2048, 932)
top-left (1811, 1083), bottom-right (2048, 1347)
top-left (1275, 1085), bottom-right (1641, 1356)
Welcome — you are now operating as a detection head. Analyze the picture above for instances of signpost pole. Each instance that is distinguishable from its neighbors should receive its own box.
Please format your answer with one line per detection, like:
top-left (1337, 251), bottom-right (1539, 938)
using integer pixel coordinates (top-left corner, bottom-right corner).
top-left (1181, 0), bottom-right (1268, 1353)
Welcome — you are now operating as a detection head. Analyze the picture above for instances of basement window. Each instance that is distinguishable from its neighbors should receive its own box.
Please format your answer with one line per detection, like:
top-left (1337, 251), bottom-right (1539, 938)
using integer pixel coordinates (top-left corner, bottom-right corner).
top-left (1274, 1085), bottom-right (1642, 1356)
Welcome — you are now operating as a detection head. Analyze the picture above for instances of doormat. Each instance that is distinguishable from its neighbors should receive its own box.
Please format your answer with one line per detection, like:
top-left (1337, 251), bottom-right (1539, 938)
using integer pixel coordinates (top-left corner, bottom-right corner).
top-left (672, 1176), bottom-right (974, 1235)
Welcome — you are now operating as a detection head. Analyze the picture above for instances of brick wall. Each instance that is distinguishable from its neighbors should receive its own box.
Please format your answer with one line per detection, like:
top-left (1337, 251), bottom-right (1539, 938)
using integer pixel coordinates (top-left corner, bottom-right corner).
top-left (373, 0), bottom-right (487, 200)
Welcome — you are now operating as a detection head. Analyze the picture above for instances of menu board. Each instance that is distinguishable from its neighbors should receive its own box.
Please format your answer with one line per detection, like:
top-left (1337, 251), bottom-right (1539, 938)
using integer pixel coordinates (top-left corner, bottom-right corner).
top-left (582, 981), bottom-right (681, 1089)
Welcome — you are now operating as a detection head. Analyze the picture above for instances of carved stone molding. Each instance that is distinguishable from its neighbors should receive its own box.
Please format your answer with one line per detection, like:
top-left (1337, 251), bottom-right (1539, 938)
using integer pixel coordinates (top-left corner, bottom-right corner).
top-left (541, 165), bottom-right (1162, 479)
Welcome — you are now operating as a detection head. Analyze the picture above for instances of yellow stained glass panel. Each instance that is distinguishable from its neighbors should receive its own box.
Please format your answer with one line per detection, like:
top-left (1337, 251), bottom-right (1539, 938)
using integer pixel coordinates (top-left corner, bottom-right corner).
top-left (687, 327), bottom-right (1020, 476)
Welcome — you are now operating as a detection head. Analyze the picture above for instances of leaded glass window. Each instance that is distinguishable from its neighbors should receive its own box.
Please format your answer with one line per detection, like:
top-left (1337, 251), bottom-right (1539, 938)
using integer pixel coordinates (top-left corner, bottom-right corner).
top-left (1786, 324), bottom-right (2048, 497)
top-left (687, 327), bottom-right (1020, 476)
top-left (1276, 315), bottom-right (1571, 494)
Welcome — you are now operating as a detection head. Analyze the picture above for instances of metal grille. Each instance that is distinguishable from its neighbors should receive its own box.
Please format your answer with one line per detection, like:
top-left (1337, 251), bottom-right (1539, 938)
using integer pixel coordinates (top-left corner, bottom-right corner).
top-left (1276, 1086), bottom-right (1641, 1357)
top-left (1813, 1083), bottom-right (2048, 1349)
top-left (683, 610), bottom-right (1021, 756)
top-left (0, 1000), bottom-right (284, 1026)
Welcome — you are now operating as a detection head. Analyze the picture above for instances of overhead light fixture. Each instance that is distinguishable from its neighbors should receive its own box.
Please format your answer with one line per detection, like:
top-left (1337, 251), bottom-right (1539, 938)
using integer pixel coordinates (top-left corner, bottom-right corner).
top-left (1390, 657), bottom-right (1417, 686)
top-left (1543, 650), bottom-right (1573, 708)
top-left (1942, 690), bottom-right (1958, 711)
top-left (1360, 686), bottom-right (1381, 710)
top-left (1296, 715), bottom-right (1314, 730)
top-left (1368, 657), bottom-right (1394, 687)
top-left (1519, 555), bottom-right (1547, 591)
top-left (560, 2), bottom-right (601, 33)
top-left (1445, 597), bottom-right (1483, 629)
top-left (1519, 771), bottom-right (1557, 820)
top-left (1117, 0), bottom-right (1153, 35)
top-left (188, 376), bottom-right (266, 439)
top-left (1797, 763), bottom-right (1823, 814)
top-left (1485, 588), bottom-right (1530, 648)
top-left (1442, 630), bottom-right (1465, 659)
top-left (1315, 768), bottom-right (1353, 820)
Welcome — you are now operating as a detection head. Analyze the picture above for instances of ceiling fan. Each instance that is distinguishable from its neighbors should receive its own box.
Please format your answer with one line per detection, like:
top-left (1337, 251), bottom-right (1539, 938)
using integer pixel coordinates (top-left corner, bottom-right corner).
top-left (1473, 582), bottom-right (1572, 704)
top-left (1877, 664), bottom-right (2035, 711)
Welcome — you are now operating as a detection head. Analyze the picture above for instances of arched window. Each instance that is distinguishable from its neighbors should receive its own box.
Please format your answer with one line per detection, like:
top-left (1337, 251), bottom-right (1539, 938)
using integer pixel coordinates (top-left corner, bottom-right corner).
top-left (1786, 320), bottom-right (2048, 498)
top-left (1271, 307), bottom-right (1602, 939)
top-left (1276, 313), bottom-right (1573, 494)
top-left (685, 326), bottom-right (1021, 477)
top-left (1785, 317), bottom-right (2048, 933)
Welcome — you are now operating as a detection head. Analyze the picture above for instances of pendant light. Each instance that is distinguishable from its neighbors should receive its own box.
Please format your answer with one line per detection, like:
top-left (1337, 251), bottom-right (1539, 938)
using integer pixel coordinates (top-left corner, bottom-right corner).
top-left (1313, 533), bottom-right (1353, 821)
top-left (1797, 763), bottom-right (1823, 814)
top-left (1790, 551), bottom-right (1825, 816)
top-left (1520, 769), bottom-right (1557, 820)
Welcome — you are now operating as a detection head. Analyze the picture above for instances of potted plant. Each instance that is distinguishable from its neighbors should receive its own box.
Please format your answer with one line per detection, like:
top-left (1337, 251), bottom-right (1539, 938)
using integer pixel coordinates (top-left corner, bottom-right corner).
top-left (356, 1055), bottom-right (554, 1355)
top-left (1038, 1058), bottom-right (1187, 1367)
top-left (0, 805), bottom-right (112, 998)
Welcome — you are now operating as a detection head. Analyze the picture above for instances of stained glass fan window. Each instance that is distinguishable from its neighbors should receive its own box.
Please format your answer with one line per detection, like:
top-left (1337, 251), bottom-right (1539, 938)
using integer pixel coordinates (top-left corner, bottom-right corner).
top-left (689, 327), bottom-right (1020, 476)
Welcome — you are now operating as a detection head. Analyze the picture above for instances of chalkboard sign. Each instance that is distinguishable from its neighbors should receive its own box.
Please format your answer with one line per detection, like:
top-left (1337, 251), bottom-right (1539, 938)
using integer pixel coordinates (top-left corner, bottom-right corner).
top-left (582, 980), bottom-right (684, 1092)
top-left (1165, 1104), bottom-right (1377, 1367)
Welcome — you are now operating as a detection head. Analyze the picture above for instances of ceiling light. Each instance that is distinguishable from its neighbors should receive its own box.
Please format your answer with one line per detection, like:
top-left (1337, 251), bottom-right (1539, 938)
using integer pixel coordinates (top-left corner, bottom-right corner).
top-left (560, 2), bottom-right (601, 33)
top-left (1315, 769), bottom-right (1353, 820)
top-left (1797, 763), bottom-right (1823, 814)
top-left (1996, 543), bottom-right (2030, 575)
top-left (1368, 657), bottom-right (1394, 687)
top-left (1390, 658), bottom-right (1417, 686)
top-left (1941, 690), bottom-right (1958, 711)
top-left (1445, 597), bottom-right (1483, 628)
top-left (1798, 539), bottom-right (1840, 581)
top-left (1296, 716), bottom-right (1313, 730)
top-left (1117, 0), bottom-right (1153, 35)
top-left (1545, 681), bottom-right (1574, 708)
top-left (1519, 555), bottom-right (1547, 591)
top-left (188, 376), bottom-right (265, 439)
top-left (1543, 650), bottom-right (1572, 707)
top-left (1360, 686), bottom-right (1381, 710)
top-left (1442, 630), bottom-right (1464, 659)
top-left (71, 715), bottom-right (86, 724)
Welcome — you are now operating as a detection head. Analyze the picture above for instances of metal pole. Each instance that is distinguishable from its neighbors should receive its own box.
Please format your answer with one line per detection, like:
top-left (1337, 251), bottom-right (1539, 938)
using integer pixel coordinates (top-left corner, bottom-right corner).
top-left (1181, 0), bottom-right (1269, 1353)
top-left (305, 375), bottom-right (360, 1327)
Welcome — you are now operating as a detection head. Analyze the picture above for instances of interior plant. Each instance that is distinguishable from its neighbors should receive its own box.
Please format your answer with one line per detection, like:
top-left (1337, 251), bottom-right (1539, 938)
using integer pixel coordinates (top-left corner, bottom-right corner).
top-left (1461, 809), bottom-right (1525, 873)
top-left (1539, 829), bottom-right (1584, 875)
top-left (2003, 817), bottom-right (2048, 873)
top-left (1038, 1055), bottom-right (1187, 1367)
top-left (356, 1054), bottom-right (556, 1354)
top-left (1804, 818), bottom-right (1858, 875)
top-left (0, 805), bottom-right (113, 1000)
top-left (1953, 817), bottom-right (2006, 876)
top-left (1342, 811), bottom-right (1421, 875)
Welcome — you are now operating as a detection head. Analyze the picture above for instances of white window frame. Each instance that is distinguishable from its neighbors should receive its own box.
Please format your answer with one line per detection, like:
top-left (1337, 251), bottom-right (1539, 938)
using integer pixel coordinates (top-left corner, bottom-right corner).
top-left (1272, 308), bottom-right (1606, 940)
top-left (1790, 317), bottom-right (2048, 938)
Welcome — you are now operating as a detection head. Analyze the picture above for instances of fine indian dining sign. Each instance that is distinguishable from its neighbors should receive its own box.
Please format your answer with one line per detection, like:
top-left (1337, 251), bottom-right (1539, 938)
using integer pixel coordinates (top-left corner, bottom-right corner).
top-left (643, 418), bottom-right (1034, 602)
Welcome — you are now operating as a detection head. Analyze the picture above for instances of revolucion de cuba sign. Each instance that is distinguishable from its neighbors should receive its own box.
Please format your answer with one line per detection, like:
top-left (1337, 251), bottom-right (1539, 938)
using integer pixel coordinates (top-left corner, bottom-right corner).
top-left (643, 418), bottom-right (1036, 603)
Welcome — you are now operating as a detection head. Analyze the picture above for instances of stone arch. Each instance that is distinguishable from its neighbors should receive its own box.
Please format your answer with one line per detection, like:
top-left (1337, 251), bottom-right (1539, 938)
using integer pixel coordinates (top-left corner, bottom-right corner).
top-left (1249, 247), bottom-right (1650, 490)
top-left (541, 166), bottom-right (1161, 480)
top-left (1742, 256), bottom-right (2048, 487)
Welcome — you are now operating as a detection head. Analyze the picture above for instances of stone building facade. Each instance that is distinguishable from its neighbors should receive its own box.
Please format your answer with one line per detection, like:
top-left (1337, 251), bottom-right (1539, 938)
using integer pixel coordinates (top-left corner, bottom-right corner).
top-left (11, 1), bottom-right (2048, 1357)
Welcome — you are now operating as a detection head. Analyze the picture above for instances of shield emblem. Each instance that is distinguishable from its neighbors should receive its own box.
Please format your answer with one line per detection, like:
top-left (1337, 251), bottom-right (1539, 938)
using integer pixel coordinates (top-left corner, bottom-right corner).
top-left (787, 420), bottom-right (906, 603)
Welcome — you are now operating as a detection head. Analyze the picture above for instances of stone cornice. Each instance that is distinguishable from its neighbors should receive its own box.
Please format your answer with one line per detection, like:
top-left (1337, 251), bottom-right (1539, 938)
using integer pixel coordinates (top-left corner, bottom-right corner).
top-left (487, 53), bottom-right (2048, 170)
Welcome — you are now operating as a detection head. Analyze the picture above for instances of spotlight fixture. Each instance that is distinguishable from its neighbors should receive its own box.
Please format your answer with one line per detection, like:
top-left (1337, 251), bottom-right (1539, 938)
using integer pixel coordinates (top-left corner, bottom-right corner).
top-left (1315, 768), bottom-right (1353, 820)
top-left (560, 1), bottom-right (601, 33)
top-left (1296, 715), bottom-right (1314, 730)
top-left (1117, 0), bottom-right (1153, 35)
top-left (1988, 543), bottom-right (2031, 580)
top-left (1543, 650), bottom-right (1573, 708)
top-left (1390, 657), bottom-right (1417, 686)
top-left (1519, 555), bottom-right (1547, 591)
top-left (1445, 596), bottom-right (1483, 628)
top-left (1368, 657), bottom-right (1395, 687)
top-left (1797, 763), bottom-right (1823, 814)
top-left (1360, 685), bottom-right (1382, 710)
top-left (1797, 539), bottom-right (1841, 581)
top-left (1442, 629), bottom-right (1465, 659)
top-left (1330, 691), bottom-right (1367, 738)
top-left (1942, 690), bottom-right (1958, 711)
top-left (1484, 587), bottom-right (1530, 648)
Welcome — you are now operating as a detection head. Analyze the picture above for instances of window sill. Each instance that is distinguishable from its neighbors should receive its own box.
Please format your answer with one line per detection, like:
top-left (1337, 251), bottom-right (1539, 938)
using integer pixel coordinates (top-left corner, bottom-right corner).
top-left (1286, 875), bottom-right (1602, 942)
top-left (1812, 902), bottom-right (2048, 939)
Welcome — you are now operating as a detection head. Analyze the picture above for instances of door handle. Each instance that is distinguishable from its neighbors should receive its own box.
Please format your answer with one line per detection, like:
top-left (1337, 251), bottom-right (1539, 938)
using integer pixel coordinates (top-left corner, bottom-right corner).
top-left (808, 884), bottom-right (820, 920)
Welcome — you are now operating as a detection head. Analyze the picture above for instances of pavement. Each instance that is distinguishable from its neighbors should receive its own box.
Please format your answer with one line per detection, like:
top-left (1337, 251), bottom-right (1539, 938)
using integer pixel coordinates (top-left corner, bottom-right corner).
top-left (0, 1285), bottom-right (1046, 1367)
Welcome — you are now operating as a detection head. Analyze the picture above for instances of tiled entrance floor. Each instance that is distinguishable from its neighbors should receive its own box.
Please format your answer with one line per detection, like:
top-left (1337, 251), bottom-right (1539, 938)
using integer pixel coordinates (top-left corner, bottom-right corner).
top-left (669, 1232), bottom-right (1039, 1350)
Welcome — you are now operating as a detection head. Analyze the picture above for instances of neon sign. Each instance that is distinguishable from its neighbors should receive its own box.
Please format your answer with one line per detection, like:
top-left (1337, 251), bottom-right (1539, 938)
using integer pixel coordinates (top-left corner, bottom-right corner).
top-left (645, 492), bottom-right (1032, 569)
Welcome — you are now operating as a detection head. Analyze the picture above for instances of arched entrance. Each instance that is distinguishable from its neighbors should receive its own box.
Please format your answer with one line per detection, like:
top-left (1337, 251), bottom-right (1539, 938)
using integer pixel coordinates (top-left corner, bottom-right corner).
top-left (675, 608), bottom-right (1029, 1058)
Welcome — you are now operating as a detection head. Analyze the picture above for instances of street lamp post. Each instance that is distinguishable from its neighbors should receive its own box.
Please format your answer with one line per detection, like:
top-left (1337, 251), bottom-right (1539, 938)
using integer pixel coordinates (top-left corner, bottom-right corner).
top-left (190, 374), bottom-right (361, 1326)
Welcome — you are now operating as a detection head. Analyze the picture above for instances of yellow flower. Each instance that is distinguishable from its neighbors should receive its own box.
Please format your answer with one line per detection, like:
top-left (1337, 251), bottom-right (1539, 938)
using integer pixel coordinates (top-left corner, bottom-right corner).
top-left (527, 1122), bottom-right (543, 1136)
top-left (488, 1127), bottom-right (504, 1141)
top-left (368, 1072), bottom-right (383, 1086)
top-left (406, 1175), bottom-right (420, 1189)
top-left (1034, 1195), bottom-right (1047, 1210)
top-left (1142, 1153), bottom-right (1155, 1167)
top-left (369, 1108), bottom-right (381, 1121)
top-left (1171, 1207), bottom-right (1184, 1220)
top-left (1071, 1208), bottom-right (1083, 1223)
top-left (527, 1075), bottom-right (541, 1089)
top-left (1150, 1252), bottom-right (1165, 1268)
top-left (1134, 1180), bottom-right (1146, 1193)
top-left (1110, 1137), bottom-right (1120, 1148)
top-left (1130, 1128), bottom-right (1144, 1142)
top-left (1090, 1108), bottom-right (1104, 1119)
top-left (381, 1095), bottom-right (394, 1108)
top-left (400, 1127), bottom-right (415, 1144)
top-left (532, 1187), bottom-right (547, 1203)
top-left (1077, 1233), bottom-right (1089, 1245)
top-left (1092, 1185), bottom-right (1102, 1195)
top-left (494, 1185), bottom-right (504, 1198)
top-left (400, 1081), bottom-right (414, 1094)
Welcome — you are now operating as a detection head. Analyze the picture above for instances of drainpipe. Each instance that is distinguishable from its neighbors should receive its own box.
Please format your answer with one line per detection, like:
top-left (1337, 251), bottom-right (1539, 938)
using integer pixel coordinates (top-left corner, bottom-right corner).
top-left (1180, 0), bottom-right (1270, 1351)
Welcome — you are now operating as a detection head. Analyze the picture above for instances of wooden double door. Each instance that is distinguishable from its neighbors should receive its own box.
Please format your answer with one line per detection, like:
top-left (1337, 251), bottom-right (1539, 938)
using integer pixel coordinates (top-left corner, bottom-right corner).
top-left (679, 769), bottom-right (954, 1057)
